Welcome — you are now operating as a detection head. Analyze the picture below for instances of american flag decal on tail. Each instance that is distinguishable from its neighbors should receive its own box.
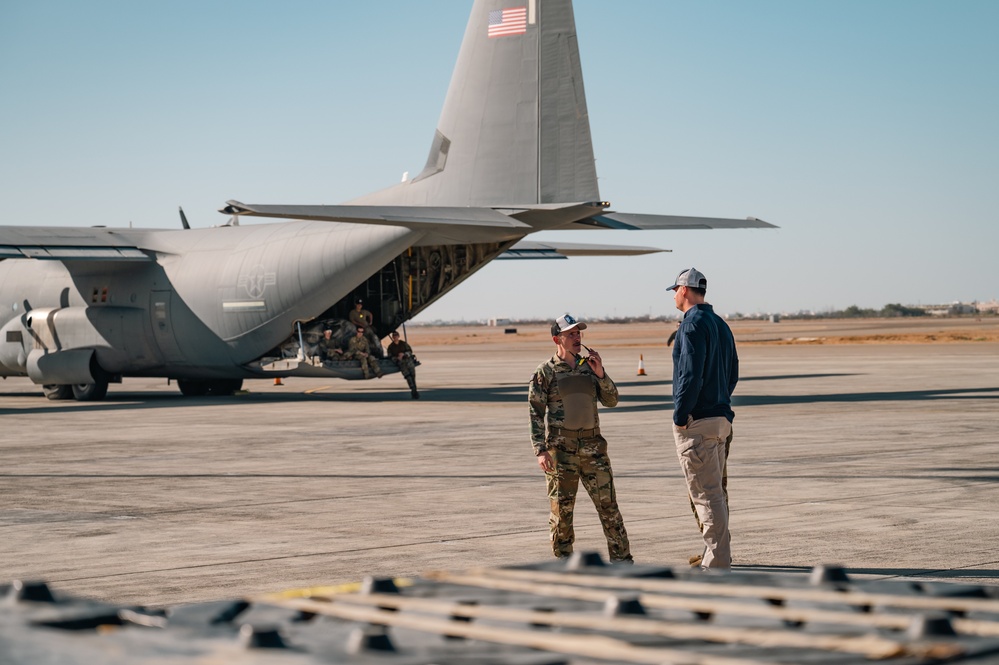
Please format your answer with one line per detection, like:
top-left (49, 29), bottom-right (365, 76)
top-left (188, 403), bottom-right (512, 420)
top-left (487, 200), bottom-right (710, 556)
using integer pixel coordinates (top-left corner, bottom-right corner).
top-left (488, 7), bottom-right (528, 38)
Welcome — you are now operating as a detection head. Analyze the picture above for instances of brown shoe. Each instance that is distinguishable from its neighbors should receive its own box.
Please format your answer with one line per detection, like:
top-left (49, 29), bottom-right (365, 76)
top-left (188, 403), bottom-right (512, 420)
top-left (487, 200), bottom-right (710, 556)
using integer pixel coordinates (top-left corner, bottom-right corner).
top-left (688, 554), bottom-right (703, 567)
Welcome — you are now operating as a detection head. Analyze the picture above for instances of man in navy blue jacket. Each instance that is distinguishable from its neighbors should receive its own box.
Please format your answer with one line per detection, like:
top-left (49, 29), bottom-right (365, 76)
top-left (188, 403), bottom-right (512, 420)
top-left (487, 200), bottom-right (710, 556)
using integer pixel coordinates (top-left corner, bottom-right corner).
top-left (669, 267), bottom-right (739, 568)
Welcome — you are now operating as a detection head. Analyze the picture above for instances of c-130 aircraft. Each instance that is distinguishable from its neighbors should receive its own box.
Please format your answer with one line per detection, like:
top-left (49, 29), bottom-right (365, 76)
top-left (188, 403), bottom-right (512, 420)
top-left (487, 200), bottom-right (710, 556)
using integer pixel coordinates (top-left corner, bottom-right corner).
top-left (0, 0), bottom-right (774, 401)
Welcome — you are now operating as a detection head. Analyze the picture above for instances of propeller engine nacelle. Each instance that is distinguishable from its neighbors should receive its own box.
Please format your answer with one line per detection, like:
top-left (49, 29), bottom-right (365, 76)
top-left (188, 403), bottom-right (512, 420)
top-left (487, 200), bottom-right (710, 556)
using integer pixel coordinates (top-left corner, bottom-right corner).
top-left (0, 306), bottom-right (160, 383)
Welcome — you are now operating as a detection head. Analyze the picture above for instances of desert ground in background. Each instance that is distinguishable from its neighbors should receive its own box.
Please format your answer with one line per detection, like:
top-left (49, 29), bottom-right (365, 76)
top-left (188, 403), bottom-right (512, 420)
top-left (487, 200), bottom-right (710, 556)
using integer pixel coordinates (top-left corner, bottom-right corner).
top-left (405, 316), bottom-right (999, 347)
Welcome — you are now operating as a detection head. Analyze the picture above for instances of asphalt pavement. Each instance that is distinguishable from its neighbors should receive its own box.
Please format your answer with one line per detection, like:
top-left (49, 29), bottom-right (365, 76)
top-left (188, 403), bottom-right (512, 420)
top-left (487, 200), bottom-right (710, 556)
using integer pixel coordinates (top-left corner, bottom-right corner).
top-left (2, 323), bottom-right (997, 606)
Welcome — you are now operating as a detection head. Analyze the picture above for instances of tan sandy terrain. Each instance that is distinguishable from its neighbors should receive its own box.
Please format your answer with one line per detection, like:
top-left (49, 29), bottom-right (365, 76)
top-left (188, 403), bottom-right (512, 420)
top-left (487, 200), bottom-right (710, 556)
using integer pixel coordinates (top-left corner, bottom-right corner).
top-left (405, 316), bottom-right (999, 348)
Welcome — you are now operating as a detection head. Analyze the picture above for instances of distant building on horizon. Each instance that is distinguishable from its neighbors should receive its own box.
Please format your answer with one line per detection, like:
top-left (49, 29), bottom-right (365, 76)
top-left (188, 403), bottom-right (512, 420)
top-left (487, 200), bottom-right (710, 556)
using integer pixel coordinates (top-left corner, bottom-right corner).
top-left (921, 302), bottom-right (979, 316)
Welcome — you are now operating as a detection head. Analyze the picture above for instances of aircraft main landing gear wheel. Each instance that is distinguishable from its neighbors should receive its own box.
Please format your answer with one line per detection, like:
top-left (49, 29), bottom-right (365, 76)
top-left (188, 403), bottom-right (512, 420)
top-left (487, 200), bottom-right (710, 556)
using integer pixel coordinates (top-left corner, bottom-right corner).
top-left (43, 384), bottom-right (73, 401)
top-left (177, 380), bottom-right (209, 396)
top-left (72, 380), bottom-right (109, 402)
top-left (207, 379), bottom-right (243, 396)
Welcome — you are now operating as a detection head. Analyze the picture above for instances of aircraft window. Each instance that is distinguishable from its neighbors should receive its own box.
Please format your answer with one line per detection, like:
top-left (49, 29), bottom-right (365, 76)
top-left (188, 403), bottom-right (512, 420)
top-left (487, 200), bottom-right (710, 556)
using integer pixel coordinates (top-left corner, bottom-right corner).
top-left (6, 331), bottom-right (22, 343)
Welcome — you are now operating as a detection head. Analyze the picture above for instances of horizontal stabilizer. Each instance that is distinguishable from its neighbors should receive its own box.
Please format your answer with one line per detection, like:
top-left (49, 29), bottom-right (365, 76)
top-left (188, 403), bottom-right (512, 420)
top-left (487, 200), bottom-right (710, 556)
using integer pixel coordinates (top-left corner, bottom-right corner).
top-left (221, 201), bottom-right (530, 229)
top-left (571, 213), bottom-right (777, 230)
top-left (0, 226), bottom-right (150, 262)
top-left (498, 240), bottom-right (668, 260)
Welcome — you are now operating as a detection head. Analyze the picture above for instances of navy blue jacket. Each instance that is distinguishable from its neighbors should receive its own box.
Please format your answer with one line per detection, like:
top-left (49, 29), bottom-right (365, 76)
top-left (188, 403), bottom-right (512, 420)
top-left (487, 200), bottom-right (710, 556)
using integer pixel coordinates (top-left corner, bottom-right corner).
top-left (672, 303), bottom-right (739, 426)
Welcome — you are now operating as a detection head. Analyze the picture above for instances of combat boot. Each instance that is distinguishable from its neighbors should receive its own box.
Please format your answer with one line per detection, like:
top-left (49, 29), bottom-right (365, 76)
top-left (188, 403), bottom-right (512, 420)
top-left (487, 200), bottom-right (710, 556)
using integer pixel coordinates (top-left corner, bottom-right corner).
top-left (406, 375), bottom-right (419, 399)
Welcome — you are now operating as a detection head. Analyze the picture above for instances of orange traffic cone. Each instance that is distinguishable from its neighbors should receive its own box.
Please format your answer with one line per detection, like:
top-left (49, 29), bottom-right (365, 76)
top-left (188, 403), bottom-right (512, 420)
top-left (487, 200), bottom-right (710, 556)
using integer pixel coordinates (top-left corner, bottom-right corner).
top-left (637, 354), bottom-right (647, 376)
top-left (274, 377), bottom-right (284, 386)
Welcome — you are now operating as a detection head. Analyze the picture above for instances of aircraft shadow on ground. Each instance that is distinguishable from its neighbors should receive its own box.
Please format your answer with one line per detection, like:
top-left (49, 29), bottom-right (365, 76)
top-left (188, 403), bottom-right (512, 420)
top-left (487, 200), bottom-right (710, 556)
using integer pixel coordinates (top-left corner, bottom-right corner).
top-left (2, 378), bottom-right (998, 416)
top-left (921, 467), bottom-right (999, 483)
top-left (0, 472), bottom-right (535, 481)
top-left (739, 563), bottom-right (999, 580)
top-left (613, 385), bottom-right (999, 415)
top-left (0, 386), bottom-right (528, 416)
top-left (733, 386), bottom-right (999, 407)
top-left (616, 373), bottom-right (855, 389)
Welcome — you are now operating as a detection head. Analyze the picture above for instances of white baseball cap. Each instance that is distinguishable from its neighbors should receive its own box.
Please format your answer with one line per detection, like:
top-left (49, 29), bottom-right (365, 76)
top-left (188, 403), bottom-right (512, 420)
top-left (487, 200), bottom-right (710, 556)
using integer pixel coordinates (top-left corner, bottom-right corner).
top-left (551, 313), bottom-right (588, 336)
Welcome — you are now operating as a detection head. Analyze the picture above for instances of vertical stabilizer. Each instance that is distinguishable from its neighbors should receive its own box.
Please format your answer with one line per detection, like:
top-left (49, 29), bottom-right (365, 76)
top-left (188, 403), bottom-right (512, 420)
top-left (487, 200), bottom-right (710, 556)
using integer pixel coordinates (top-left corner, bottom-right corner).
top-left (350, 0), bottom-right (599, 207)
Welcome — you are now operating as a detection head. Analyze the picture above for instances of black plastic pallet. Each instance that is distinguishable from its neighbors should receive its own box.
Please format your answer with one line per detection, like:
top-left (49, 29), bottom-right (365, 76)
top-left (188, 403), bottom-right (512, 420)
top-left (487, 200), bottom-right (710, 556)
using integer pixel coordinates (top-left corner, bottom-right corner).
top-left (5, 552), bottom-right (999, 664)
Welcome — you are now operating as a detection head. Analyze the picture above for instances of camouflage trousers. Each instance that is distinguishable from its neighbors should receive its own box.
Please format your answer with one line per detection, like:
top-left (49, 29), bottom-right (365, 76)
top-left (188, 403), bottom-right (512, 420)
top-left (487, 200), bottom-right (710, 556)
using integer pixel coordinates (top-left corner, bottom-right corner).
top-left (394, 355), bottom-right (415, 377)
top-left (343, 351), bottom-right (381, 379)
top-left (545, 434), bottom-right (632, 562)
top-left (391, 354), bottom-right (418, 394)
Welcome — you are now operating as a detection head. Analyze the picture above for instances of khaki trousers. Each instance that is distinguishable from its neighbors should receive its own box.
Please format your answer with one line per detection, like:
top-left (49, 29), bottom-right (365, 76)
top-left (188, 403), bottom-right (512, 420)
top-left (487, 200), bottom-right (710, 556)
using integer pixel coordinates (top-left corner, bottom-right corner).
top-left (673, 416), bottom-right (732, 568)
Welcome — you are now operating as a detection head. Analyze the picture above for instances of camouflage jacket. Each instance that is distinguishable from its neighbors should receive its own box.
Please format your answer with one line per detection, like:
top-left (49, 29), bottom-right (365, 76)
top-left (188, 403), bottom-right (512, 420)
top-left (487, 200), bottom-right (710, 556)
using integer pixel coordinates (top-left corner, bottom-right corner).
top-left (528, 354), bottom-right (619, 455)
top-left (347, 335), bottom-right (371, 355)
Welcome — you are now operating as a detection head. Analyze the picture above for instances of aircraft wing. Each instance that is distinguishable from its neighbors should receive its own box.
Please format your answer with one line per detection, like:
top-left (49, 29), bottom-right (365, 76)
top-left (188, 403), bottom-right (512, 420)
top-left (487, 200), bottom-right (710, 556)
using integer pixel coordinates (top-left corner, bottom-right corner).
top-left (222, 201), bottom-right (775, 233)
top-left (0, 226), bottom-right (150, 261)
top-left (568, 213), bottom-right (777, 230)
top-left (221, 201), bottom-right (530, 229)
top-left (497, 240), bottom-right (669, 260)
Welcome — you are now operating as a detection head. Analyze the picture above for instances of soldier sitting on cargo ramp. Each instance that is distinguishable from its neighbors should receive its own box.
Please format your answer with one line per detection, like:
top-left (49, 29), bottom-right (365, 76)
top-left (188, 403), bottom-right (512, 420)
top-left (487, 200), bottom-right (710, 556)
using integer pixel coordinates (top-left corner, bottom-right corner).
top-left (387, 330), bottom-right (419, 399)
top-left (319, 329), bottom-right (343, 361)
top-left (343, 326), bottom-right (383, 380)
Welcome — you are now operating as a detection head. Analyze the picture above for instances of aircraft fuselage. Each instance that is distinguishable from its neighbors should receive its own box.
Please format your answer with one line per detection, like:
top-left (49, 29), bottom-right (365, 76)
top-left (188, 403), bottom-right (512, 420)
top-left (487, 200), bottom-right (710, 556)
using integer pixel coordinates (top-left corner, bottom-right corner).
top-left (0, 221), bottom-right (423, 384)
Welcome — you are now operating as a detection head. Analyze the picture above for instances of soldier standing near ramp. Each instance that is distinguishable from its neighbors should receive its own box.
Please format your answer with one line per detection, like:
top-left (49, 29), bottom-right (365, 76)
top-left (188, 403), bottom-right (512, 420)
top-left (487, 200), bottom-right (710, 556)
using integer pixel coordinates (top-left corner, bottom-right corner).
top-left (528, 314), bottom-right (633, 564)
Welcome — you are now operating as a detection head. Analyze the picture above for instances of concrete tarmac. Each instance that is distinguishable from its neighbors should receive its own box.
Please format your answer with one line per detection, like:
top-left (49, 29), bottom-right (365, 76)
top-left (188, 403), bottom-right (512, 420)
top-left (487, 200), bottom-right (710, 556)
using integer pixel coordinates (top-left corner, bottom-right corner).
top-left (2, 321), bottom-right (998, 606)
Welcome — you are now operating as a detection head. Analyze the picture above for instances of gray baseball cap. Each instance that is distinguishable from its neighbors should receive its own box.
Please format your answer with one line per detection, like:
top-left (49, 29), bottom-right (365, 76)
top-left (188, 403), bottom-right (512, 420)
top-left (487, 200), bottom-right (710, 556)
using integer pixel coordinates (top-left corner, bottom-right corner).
top-left (667, 267), bottom-right (707, 291)
top-left (551, 313), bottom-right (588, 336)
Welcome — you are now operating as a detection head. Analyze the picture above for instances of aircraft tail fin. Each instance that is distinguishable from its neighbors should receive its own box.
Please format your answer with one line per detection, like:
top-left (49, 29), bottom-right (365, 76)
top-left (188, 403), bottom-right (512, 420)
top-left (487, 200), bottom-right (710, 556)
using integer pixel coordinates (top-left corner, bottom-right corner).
top-left (350, 0), bottom-right (598, 207)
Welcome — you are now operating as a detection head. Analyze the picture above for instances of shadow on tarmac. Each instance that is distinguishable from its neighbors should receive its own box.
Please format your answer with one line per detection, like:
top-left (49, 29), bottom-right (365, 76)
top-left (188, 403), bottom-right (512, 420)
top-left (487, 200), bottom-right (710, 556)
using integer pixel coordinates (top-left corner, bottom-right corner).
top-left (2, 380), bottom-right (998, 417)
top-left (616, 373), bottom-right (856, 389)
top-left (613, 386), bottom-right (999, 415)
top-left (0, 472), bottom-right (535, 480)
top-left (735, 386), bottom-right (999, 407)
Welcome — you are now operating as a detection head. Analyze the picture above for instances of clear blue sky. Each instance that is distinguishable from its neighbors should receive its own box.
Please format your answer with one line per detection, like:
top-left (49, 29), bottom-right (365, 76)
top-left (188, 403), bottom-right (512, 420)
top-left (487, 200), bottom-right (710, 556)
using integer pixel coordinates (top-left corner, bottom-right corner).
top-left (2, 1), bottom-right (997, 321)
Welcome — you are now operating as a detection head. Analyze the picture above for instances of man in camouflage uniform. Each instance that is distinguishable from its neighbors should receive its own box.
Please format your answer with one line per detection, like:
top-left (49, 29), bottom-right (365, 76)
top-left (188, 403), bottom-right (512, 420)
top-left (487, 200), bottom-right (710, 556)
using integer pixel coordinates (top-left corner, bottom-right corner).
top-left (344, 325), bottom-right (382, 379)
top-left (348, 298), bottom-right (382, 356)
top-left (528, 313), bottom-right (632, 563)
top-left (319, 329), bottom-right (343, 362)
top-left (387, 330), bottom-right (419, 399)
